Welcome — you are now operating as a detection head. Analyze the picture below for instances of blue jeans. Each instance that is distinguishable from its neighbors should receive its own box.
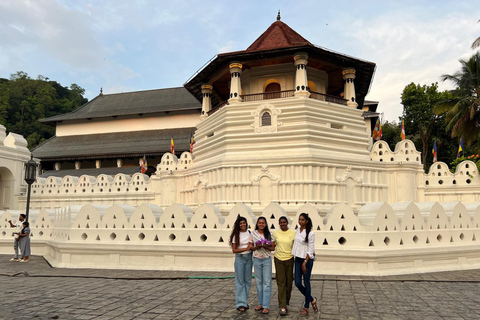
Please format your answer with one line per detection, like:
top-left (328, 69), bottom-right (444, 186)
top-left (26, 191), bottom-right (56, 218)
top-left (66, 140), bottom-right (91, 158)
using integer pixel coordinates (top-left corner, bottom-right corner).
top-left (234, 253), bottom-right (253, 308)
top-left (13, 238), bottom-right (20, 259)
top-left (253, 257), bottom-right (272, 309)
top-left (294, 257), bottom-right (314, 308)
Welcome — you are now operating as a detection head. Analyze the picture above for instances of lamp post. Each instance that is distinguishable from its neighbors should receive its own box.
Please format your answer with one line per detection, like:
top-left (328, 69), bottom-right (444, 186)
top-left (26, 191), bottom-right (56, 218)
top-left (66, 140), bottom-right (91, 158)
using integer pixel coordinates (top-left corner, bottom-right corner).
top-left (24, 154), bottom-right (38, 223)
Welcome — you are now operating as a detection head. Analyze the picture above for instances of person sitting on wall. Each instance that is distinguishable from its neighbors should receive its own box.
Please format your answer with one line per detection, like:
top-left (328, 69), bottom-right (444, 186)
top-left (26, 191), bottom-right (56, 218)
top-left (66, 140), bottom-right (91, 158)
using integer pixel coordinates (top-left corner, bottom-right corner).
top-left (8, 214), bottom-right (26, 261)
top-left (18, 221), bottom-right (31, 262)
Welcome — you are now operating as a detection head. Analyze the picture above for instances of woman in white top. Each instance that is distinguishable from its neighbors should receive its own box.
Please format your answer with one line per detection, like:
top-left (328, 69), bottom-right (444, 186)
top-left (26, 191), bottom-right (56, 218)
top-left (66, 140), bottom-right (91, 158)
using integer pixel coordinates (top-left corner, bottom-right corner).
top-left (292, 213), bottom-right (318, 315)
top-left (251, 217), bottom-right (275, 314)
top-left (229, 216), bottom-right (253, 312)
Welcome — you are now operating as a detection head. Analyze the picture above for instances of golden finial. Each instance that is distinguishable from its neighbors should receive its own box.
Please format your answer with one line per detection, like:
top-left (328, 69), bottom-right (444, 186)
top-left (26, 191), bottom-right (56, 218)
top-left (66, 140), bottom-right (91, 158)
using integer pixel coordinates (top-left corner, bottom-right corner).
top-left (277, 10), bottom-right (281, 21)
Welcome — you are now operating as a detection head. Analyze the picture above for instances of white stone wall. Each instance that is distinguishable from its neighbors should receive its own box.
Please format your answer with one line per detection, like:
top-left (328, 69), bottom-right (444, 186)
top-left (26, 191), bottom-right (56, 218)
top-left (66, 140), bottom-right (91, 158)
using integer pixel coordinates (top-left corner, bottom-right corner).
top-left (3, 201), bottom-right (480, 275)
top-left (0, 125), bottom-right (31, 210)
top-left (26, 172), bottom-right (156, 208)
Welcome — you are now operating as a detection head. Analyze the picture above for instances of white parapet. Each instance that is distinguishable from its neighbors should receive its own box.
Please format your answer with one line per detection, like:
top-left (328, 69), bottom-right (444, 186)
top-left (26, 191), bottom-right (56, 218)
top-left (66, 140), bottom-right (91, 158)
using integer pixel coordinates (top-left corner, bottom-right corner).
top-left (3, 201), bottom-right (480, 275)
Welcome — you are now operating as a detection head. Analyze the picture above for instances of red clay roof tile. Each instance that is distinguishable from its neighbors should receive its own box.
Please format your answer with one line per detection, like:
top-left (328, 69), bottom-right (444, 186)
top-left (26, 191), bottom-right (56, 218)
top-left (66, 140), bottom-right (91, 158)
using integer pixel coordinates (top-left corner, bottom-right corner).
top-left (246, 20), bottom-right (312, 52)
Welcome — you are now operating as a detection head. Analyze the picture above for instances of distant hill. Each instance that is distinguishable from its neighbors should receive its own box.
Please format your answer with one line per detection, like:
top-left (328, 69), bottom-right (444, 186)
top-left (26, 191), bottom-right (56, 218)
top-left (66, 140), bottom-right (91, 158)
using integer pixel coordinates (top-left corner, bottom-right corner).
top-left (0, 71), bottom-right (88, 149)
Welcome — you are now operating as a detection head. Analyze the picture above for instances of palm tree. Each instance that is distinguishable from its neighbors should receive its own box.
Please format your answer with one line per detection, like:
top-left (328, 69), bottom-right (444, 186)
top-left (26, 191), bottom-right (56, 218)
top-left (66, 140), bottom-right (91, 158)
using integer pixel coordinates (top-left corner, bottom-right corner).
top-left (434, 53), bottom-right (480, 146)
top-left (472, 20), bottom-right (480, 49)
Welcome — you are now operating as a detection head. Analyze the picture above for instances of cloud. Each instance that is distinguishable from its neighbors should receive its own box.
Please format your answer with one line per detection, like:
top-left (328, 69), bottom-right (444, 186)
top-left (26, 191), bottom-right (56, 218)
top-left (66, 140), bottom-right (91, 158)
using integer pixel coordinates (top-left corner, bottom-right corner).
top-left (340, 11), bottom-right (479, 122)
top-left (0, 0), bottom-right (103, 69)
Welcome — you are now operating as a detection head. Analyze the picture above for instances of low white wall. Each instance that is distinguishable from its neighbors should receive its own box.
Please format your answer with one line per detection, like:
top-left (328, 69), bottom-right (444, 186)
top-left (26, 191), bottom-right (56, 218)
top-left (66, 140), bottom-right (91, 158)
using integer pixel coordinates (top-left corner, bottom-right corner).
top-left (2, 201), bottom-right (480, 275)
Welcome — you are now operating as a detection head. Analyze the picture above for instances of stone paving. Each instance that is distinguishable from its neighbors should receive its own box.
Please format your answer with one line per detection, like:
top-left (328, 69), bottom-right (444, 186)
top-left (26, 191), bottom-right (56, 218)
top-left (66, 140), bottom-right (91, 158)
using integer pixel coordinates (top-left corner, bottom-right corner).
top-left (1, 255), bottom-right (480, 319)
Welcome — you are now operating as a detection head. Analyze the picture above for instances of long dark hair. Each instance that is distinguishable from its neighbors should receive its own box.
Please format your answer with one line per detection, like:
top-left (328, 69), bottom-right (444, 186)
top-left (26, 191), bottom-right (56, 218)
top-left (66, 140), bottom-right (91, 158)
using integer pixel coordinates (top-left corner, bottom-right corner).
top-left (229, 215), bottom-right (247, 246)
top-left (21, 221), bottom-right (29, 234)
top-left (299, 213), bottom-right (313, 243)
top-left (255, 216), bottom-right (271, 241)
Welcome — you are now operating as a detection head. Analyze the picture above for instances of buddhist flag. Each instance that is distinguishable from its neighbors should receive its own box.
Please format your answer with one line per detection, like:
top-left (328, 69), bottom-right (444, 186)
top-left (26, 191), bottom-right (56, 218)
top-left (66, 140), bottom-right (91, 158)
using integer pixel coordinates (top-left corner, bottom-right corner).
top-left (372, 119), bottom-right (381, 141)
top-left (170, 137), bottom-right (175, 155)
top-left (189, 133), bottom-right (194, 154)
top-left (457, 137), bottom-right (464, 158)
top-left (432, 138), bottom-right (437, 163)
top-left (140, 155), bottom-right (148, 174)
top-left (401, 120), bottom-right (406, 140)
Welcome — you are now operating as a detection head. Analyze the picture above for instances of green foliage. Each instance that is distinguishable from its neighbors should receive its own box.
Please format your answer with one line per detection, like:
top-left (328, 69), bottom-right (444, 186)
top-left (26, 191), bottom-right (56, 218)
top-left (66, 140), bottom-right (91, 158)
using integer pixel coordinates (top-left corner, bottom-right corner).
top-left (381, 121), bottom-right (401, 151)
top-left (450, 154), bottom-right (480, 173)
top-left (435, 53), bottom-right (480, 148)
top-left (401, 82), bottom-right (453, 171)
top-left (0, 71), bottom-right (87, 149)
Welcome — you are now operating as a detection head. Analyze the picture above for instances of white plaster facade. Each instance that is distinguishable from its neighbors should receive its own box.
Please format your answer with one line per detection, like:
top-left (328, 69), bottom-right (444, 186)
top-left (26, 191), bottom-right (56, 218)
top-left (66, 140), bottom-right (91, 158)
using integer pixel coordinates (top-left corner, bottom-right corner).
top-left (0, 125), bottom-right (31, 210)
top-left (3, 200), bottom-right (480, 275)
top-left (55, 113), bottom-right (199, 137)
top-left (6, 19), bottom-right (480, 275)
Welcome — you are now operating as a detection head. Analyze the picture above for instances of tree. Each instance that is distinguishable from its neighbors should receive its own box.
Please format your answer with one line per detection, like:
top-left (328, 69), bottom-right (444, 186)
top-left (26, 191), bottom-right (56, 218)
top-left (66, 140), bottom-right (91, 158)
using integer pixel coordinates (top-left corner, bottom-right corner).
top-left (434, 53), bottom-right (480, 148)
top-left (0, 72), bottom-right (88, 149)
top-left (472, 19), bottom-right (480, 50)
top-left (401, 82), bottom-right (452, 171)
top-left (381, 121), bottom-right (401, 151)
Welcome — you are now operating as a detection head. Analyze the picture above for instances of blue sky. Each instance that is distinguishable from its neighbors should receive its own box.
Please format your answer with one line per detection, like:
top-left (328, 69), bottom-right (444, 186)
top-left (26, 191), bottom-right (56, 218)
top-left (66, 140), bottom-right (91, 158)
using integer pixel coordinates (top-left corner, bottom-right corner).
top-left (0, 0), bottom-right (478, 121)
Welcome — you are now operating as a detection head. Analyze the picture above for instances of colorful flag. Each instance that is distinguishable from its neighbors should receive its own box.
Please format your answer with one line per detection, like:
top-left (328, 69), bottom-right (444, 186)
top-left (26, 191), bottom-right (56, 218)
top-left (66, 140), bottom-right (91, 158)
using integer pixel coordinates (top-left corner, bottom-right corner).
top-left (140, 155), bottom-right (148, 174)
top-left (432, 138), bottom-right (437, 163)
top-left (401, 120), bottom-right (406, 140)
top-left (189, 133), bottom-right (194, 154)
top-left (372, 119), bottom-right (381, 141)
top-left (170, 137), bottom-right (175, 155)
top-left (457, 137), bottom-right (464, 158)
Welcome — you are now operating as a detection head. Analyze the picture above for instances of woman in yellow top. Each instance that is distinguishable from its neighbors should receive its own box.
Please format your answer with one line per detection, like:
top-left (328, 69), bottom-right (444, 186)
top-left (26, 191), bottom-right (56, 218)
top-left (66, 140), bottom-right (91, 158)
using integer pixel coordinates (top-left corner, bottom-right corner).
top-left (273, 216), bottom-right (296, 316)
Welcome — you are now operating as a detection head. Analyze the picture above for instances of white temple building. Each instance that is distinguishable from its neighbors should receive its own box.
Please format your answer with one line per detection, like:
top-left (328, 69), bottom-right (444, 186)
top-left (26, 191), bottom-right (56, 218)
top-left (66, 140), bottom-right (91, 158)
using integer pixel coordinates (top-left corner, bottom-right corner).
top-left (2, 17), bottom-right (480, 275)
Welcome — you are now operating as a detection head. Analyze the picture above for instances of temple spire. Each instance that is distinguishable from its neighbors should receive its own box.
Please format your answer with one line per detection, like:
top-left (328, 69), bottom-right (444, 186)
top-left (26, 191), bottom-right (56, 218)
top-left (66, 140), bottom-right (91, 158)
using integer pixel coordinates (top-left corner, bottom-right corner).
top-left (277, 10), bottom-right (281, 21)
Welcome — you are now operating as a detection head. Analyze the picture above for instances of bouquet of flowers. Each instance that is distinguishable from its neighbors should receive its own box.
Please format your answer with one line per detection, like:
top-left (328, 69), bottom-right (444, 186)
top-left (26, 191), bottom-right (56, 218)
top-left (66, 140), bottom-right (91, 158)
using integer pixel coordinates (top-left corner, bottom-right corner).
top-left (255, 239), bottom-right (272, 246)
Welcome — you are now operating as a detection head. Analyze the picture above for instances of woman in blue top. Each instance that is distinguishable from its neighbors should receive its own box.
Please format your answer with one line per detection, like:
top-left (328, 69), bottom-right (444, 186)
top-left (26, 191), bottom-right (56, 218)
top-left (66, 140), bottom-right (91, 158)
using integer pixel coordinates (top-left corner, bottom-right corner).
top-left (18, 221), bottom-right (31, 262)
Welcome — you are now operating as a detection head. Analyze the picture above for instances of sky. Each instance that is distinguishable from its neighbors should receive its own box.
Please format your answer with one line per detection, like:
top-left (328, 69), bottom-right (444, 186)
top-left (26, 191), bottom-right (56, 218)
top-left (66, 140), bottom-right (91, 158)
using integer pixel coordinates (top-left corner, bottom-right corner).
top-left (0, 0), bottom-right (478, 122)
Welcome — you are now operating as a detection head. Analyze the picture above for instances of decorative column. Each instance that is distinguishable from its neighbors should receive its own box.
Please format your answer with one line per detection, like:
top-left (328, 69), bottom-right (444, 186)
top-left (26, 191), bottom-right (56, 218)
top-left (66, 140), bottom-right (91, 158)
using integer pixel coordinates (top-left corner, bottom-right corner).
top-left (75, 161), bottom-right (81, 170)
top-left (54, 162), bottom-right (61, 171)
top-left (200, 84), bottom-right (213, 119)
top-left (95, 160), bottom-right (101, 169)
top-left (342, 68), bottom-right (358, 107)
top-left (117, 159), bottom-right (123, 168)
top-left (294, 52), bottom-right (310, 98)
top-left (228, 62), bottom-right (242, 103)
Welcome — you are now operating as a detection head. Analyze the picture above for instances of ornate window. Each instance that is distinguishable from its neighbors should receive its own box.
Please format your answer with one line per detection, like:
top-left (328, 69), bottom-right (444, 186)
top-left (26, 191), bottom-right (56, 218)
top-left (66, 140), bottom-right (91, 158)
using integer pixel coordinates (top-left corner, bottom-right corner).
top-left (261, 112), bottom-right (271, 126)
top-left (252, 104), bottom-right (281, 133)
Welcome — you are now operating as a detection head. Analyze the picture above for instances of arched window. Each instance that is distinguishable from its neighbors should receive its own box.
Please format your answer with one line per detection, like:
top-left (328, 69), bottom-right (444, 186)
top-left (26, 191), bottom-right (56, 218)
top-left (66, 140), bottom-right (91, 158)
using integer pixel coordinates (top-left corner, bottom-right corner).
top-left (264, 82), bottom-right (281, 99)
top-left (261, 112), bottom-right (272, 126)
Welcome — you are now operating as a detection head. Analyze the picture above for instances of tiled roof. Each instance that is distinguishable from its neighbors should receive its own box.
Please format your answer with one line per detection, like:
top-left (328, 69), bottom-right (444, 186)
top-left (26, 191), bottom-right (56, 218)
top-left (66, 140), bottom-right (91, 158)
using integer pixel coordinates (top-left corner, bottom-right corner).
top-left (41, 87), bottom-right (200, 122)
top-left (246, 20), bottom-right (312, 52)
top-left (32, 128), bottom-right (195, 160)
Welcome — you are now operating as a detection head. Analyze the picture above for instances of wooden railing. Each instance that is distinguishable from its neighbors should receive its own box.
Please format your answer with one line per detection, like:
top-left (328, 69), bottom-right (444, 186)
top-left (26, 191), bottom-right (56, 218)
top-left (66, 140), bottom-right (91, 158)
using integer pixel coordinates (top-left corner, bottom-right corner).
top-left (309, 91), bottom-right (348, 105)
top-left (209, 90), bottom-right (348, 113)
top-left (207, 101), bottom-right (228, 116)
top-left (241, 90), bottom-right (295, 102)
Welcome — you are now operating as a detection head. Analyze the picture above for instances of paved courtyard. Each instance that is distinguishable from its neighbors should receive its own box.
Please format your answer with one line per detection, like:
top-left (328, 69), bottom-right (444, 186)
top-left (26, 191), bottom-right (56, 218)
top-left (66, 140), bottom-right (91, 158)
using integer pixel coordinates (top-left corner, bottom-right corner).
top-left (1, 255), bottom-right (480, 319)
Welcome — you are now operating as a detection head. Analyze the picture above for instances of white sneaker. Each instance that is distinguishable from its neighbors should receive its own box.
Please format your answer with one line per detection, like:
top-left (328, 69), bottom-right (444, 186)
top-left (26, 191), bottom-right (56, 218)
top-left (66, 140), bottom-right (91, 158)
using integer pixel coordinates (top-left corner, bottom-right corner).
top-left (9, 258), bottom-right (19, 261)
top-left (19, 259), bottom-right (29, 262)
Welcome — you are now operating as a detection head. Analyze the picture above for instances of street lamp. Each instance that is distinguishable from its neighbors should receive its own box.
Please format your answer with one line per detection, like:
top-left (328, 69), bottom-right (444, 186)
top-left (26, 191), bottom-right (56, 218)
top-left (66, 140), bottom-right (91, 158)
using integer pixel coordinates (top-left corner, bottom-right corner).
top-left (24, 154), bottom-right (38, 222)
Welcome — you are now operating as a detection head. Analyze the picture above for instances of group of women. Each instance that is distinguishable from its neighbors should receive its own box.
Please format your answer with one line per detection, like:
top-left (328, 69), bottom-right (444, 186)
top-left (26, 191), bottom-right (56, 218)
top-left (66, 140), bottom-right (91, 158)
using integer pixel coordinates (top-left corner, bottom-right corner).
top-left (229, 213), bottom-right (318, 316)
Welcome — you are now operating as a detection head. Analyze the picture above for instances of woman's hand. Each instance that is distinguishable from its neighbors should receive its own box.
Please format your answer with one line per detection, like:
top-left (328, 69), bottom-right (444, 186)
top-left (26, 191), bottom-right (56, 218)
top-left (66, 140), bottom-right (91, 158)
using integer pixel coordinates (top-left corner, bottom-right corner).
top-left (302, 261), bottom-right (307, 274)
top-left (246, 243), bottom-right (253, 251)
